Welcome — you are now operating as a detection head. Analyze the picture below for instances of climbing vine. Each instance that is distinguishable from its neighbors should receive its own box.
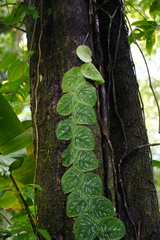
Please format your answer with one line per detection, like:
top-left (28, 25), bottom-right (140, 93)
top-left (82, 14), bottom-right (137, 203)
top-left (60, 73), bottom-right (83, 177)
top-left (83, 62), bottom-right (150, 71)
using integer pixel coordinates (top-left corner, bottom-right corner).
top-left (56, 45), bottom-right (125, 240)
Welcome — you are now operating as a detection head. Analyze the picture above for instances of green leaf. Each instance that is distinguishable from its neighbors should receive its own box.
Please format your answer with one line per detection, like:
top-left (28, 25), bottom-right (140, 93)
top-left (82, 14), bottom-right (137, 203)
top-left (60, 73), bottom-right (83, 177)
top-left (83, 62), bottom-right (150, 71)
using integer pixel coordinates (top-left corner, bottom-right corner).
top-left (13, 232), bottom-right (37, 240)
top-left (57, 92), bottom-right (75, 115)
top-left (0, 53), bottom-right (18, 69)
top-left (1, 128), bottom-right (33, 155)
top-left (74, 214), bottom-right (98, 240)
top-left (79, 173), bottom-right (103, 197)
top-left (98, 217), bottom-right (126, 240)
top-left (62, 144), bottom-right (78, 167)
top-left (0, 93), bottom-right (24, 150)
top-left (2, 3), bottom-right (25, 25)
top-left (37, 228), bottom-right (52, 240)
top-left (146, 30), bottom-right (155, 55)
top-left (131, 20), bottom-right (157, 31)
top-left (28, 183), bottom-right (43, 191)
top-left (56, 117), bottom-right (76, 140)
top-left (62, 67), bottom-right (86, 93)
top-left (150, 0), bottom-right (160, 19)
top-left (72, 126), bottom-right (95, 150)
top-left (8, 59), bottom-right (28, 82)
top-left (22, 185), bottom-right (35, 200)
top-left (76, 45), bottom-right (92, 63)
top-left (81, 63), bottom-right (105, 84)
top-left (75, 82), bottom-right (97, 106)
top-left (74, 150), bottom-right (98, 172)
top-left (72, 103), bottom-right (96, 124)
top-left (152, 160), bottom-right (160, 168)
top-left (61, 166), bottom-right (84, 194)
top-left (67, 190), bottom-right (89, 217)
top-left (87, 196), bottom-right (115, 220)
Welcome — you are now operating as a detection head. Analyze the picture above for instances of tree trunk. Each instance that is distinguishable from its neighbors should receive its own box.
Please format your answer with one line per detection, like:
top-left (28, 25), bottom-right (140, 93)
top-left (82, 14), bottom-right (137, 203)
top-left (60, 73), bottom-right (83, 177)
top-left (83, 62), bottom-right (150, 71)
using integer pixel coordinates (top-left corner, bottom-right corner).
top-left (25, 0), bottom-right (160, 239)
top-left (97, 0), bottom-right (160, 239)
top-left (25, 0), bottom-right (105, 239)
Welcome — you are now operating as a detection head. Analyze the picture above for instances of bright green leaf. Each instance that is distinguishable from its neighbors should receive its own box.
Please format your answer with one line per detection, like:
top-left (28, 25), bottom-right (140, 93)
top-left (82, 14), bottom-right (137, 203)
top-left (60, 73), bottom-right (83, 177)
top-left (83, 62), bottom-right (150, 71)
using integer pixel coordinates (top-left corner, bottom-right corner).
top-left (8, 59), bottom-right (28, 82)
top-left (81, 63), bottom-right (104, 84)
top-left (28, 183), bottom-right (43, 191)
top-left (72, 103), bottom-right (96, 124)
top-left (76, 45), bottom-right (92, 63)
top-left (61, 166), bottom-right (84, 194)
top-left (74, 150), bottom-right (98, 172)
top-left (0, 53), bottom-right (18, 69)
top-left (57, 92), bottom-right (75, 115)
top-left (98, 217), bottom-right (126, 240)
top-left (146, 30), bottom-right (155, 55)
top-left (67, 190), bottom-right (89, 217)
top-left (75, 81), bottom-right (97, 106)
top-left (152, 160), bottom-right (160, 168)
top-left (62, 67), bottom-right (86, 93)
top-left (87, 196), bottom-right (115, 220)
top-left (74, 214), bottom-right (98, 240)
top-left (37, 228), bottom-right (52, 240)
top-left (22, 185), bottom-right (35, 200)
top-left (62, 144), bottom-right (78, 167)
top-left (150, 0), bottom-right (160, 19)
top-left (79, 173), bottom-right (103, 197)
top-left (72, 126), bottom-right (95, 150)
top-left (56, 117), bottom-right (76, 140)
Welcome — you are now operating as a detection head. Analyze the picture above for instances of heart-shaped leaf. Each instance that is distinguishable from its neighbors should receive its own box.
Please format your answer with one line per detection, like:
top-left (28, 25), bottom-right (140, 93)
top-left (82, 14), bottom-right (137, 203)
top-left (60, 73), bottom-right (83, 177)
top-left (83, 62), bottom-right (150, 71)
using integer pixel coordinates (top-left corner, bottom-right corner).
top-left (81, 63), bottom-right (104, 84)
top-left (87, 196), bottom-right (115, 220)
top-left (79, 173), bottom-right (103, 197)
top-left (67, 190), bottom-right (89, 217)
top-left (75, 82), bottom-right (97, 106)
top-left (62, 144), bottom-right (78, 167)
top-left (74, 150), bottom-right (98, 171)
top-left (76, 45), bottom-right (92, 63)
top-left (74, 214), bottom-right (98, 240)
top-left (61, 166), bottom-right (84, 194)
top-left (56, 117), bottom-right (76, 140)
top-left (72, 126), bottom-right (95, 150)
top-left (72, 103), bottom-right (96, 125)
top-left (98, 217), bottom-right (126, 240)
top-left (57, 92), bottom-right (75, 115)
top-left (62, 67), bottom-right (86, 93)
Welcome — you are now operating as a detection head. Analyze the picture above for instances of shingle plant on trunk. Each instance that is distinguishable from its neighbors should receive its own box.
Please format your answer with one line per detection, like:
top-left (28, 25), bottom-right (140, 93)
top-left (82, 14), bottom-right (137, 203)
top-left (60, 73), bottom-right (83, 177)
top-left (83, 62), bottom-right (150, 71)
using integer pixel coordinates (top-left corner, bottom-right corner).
top-left (56, 45), bottom-right (125, 240)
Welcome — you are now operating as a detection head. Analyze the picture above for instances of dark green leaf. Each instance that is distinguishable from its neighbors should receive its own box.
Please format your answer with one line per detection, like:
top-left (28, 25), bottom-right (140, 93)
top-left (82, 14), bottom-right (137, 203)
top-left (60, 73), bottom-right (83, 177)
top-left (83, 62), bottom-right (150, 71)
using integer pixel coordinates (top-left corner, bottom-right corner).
top-left (75, 81), bottom-right (97, 106)
top-left (62, 67), bottom-right (86, 93)
top-left (74, 214), bottom-right (98, 240)
top-left (37, 228), bottom-right (51, 240)
top-left (56, 117), bottom-right (76, 140)
top-left (146, 30), bottom-right (155, 54)
top-left (98, 217), bottom-right (126, 240)
top-left (81, 63), bottom-right (104, 84)
top-left (76, 45), bottom-right (92, 63)
top-left (79, 173), bottom-right (103, 197)
top-left (57, 92), bottom-right (75, 115)
top-left (72, 126), bottom-right (95, 150)
top-left (67, 190), bottom-right (89, 217)
top-left (87, 196), bottom-right (115, 220)
top-left (62, 144), bottom-right (78, 167)
top-left (61, 166), bottom-right (84, 194)
top-left (74, 150), bottom-right (98, 171)
top-left (0, 93), bottom-right (24, 150)
top-left (72, 103), bottom-right (96, 124)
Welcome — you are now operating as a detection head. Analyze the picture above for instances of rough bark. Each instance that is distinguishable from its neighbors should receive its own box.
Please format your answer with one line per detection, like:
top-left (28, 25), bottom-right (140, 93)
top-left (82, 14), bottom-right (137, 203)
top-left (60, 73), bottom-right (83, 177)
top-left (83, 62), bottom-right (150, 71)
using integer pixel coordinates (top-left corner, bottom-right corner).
top-left (97, 0), bottom-right (160, 239)
top-left (25, 0), bottom-right (160, 239)
top-left (25, 0), bottom-right (105, 239)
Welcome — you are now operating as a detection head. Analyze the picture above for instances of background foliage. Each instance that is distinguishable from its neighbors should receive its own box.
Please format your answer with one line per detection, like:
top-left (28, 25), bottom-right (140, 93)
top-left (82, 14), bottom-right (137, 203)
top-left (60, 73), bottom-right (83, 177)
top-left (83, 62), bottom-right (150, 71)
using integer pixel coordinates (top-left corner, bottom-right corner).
top-left (0, 0), bottom-right (159, 239)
